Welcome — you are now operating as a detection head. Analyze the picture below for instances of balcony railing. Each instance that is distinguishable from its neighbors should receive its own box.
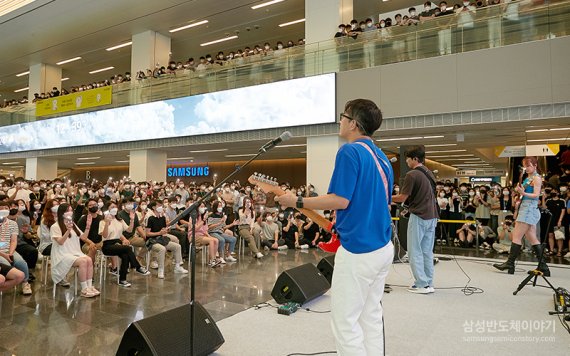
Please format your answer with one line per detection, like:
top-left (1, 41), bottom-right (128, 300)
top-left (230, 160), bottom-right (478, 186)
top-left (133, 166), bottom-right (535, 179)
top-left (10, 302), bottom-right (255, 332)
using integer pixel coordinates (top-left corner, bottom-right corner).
top-left (1, 0), bottom-right (568, 127)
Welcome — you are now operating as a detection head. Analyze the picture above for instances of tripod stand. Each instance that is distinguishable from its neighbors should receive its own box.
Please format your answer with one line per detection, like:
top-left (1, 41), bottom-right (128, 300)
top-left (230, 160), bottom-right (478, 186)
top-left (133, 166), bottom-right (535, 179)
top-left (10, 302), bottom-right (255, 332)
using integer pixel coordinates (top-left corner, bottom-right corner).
top-left (513, 209), bottom-right (553, 296)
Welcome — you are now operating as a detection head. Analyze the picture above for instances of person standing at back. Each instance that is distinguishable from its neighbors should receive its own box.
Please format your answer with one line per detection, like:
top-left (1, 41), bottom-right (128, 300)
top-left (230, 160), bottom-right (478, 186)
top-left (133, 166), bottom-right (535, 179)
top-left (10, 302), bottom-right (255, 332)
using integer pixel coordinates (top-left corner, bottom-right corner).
top-left (276, 99), bottom-right (394, 356)
top-left (392, 145), bottom-right (439, 294)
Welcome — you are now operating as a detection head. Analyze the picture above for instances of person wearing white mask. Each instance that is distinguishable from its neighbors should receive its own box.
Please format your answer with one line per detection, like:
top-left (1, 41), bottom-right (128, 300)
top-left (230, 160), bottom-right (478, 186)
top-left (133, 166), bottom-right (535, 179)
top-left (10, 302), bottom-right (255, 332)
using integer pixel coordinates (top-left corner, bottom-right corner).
top-left (49, 203), bottom-right (99, 298)
top-left (208, 200), bottom-right (240, 260)
top-left (145, 201), bottom-right (187, 279)
top-left (259, 212), bottom-right (287, 250)
top-left (13, 199), bottom-right (39, 282)
top-left (8, 178), bottom-right (32, 208)
top-left (99, 201), bottom-right (150, 287)
top-left (118, 198), bottom-right (148, 262)
top-left (164, 197), bottom-right (188, 258)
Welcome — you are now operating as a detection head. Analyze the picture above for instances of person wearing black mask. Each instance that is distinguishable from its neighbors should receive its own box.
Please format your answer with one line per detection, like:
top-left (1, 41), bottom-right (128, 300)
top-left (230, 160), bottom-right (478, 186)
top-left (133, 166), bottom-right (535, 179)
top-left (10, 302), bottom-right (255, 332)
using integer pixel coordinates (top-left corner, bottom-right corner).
top-left (77, 199), bottom-right (104, 266)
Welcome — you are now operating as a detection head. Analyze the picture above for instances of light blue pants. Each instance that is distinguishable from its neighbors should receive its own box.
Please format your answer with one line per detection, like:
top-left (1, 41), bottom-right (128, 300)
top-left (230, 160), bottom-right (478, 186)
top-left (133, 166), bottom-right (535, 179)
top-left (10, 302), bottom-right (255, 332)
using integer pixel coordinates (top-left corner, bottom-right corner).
top-left (407, 214), bottom-right (438, 288)
top-left (210, 232), bottom-right (236, 255)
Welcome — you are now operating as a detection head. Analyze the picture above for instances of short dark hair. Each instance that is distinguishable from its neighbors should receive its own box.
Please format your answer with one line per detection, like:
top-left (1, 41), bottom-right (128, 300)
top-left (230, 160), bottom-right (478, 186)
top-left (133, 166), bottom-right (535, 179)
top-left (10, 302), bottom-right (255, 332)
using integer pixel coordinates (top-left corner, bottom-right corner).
top-left (404, 145), bottom-right (426, 163)
top-left (344, 99), bottom-right (383, 137)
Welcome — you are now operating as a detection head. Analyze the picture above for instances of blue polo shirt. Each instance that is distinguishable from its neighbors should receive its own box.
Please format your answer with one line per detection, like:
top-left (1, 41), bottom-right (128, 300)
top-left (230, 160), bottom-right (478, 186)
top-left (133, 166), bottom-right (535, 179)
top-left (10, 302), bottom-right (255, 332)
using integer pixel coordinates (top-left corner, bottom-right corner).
top-left (328, 138), bottom-right (394, 254)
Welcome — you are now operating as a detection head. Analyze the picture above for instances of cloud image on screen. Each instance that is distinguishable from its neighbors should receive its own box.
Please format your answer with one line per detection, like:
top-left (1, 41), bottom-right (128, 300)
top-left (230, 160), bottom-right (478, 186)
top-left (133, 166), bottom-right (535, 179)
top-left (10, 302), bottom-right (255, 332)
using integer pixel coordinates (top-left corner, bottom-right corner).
top-left (0, 74), bottom-right (335, 153)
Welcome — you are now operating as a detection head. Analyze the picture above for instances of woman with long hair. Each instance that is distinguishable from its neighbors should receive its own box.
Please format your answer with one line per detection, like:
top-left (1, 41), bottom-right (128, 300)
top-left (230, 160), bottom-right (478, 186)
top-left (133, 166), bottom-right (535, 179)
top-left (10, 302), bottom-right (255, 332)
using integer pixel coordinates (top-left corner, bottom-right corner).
top-left (50, 203), bottom-right (100, 297)
top-left (493, 156), bottom-right (550, 276)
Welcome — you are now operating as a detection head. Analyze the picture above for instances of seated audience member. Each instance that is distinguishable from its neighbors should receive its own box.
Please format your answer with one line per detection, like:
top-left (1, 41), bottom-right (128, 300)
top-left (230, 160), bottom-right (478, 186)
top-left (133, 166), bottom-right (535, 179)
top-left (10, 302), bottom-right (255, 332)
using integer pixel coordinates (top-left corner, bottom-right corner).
top-left (235, 198), bottom-right (263, 259)
top-left (455, 222), bottom-right (477, 247)
top-left (302, 217), bottom-right (322, 247)
top-left (0, 201), bottom-right (32, 295)
top-left (208, 201), bottom-right (239, 261)
top-left (99, 201), bottom-right (150, 287)
top-left (493, 215), bottom-right (514, 254)
top-left (184, 202), bottom-right (222, 267)
top-left (145, 201), bottom-right (188, 279)
top-left (13, 199), bottom-right (39, 281)
top-left (259, 212), bottom-right (287, 250)
top-left (77, 199), bottom-right (104, 266)
top-left (50, 203), bottom-right (100, 298)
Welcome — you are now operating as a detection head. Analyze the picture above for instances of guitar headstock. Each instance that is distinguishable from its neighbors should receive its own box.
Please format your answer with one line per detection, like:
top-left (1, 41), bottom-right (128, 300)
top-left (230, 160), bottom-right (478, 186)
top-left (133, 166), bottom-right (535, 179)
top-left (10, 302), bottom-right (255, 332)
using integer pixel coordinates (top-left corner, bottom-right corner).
top-left (248, 172), bottom-right (282, 195)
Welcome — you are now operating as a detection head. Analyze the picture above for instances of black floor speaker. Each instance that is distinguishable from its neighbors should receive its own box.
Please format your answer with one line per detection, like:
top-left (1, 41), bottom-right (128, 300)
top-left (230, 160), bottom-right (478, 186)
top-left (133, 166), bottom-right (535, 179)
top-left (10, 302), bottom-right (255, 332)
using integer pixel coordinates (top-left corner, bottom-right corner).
top-left (116, 302), bottom-right (224, 356)
top-left (271, 263), bottom-right (331, 305)
top-left (317, 255), bottom-right (335, 285)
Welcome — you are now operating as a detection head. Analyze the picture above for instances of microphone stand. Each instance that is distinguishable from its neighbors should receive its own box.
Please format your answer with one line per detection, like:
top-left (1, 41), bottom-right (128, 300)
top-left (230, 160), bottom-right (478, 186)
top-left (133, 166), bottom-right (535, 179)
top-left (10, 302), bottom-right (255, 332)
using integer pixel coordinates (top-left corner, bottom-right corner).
top-left (169, 146), bottom-right (273, 356)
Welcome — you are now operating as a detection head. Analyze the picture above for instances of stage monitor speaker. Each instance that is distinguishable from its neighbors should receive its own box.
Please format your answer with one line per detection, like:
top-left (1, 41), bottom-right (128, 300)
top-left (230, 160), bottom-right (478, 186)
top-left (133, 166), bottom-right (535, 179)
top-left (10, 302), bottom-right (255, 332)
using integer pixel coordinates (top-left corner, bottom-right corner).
top-left (317, 255), bottom-right (335, 285)
top-left (116, 302), bottom-right (224, 356)
top-left (272, 263), bottom-right (330, 305)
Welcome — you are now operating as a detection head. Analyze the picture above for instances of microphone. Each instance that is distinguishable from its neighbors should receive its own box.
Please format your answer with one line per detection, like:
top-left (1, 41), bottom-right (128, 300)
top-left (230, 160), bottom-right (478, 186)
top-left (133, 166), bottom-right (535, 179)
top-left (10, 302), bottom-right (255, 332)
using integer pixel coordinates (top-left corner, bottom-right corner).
top-left (259, 131), bottom-right (292, 152)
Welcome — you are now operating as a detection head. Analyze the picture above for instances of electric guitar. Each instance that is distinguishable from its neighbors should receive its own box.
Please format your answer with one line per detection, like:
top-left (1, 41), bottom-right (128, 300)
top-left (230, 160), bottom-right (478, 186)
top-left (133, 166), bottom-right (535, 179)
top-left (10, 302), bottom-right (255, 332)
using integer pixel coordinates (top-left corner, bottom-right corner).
top-left (248, 173), bottom-right (333, 233)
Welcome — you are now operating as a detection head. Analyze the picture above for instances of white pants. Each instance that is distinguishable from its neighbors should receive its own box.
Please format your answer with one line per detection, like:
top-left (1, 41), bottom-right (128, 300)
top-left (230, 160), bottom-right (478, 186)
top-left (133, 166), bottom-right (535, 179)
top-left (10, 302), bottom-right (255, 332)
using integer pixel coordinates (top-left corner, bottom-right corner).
top-left (331, 243), bottom-right (394, 356)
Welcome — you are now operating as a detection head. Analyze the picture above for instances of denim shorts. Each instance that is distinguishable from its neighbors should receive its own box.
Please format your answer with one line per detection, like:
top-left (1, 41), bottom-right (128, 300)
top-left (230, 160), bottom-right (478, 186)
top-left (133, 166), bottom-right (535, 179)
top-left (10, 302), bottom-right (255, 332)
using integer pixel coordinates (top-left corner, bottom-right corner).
top-left (516, 200), bottom-right (540, 225)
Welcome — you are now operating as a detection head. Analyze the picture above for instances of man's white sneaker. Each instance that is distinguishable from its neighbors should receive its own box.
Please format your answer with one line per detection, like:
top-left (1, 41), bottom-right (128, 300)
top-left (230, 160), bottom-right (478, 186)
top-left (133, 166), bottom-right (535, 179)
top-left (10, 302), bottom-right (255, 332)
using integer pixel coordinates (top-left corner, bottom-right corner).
top-left (174, 265), bottom-right (188, 274)
top-left (225, 256), bottom-right (237, 262)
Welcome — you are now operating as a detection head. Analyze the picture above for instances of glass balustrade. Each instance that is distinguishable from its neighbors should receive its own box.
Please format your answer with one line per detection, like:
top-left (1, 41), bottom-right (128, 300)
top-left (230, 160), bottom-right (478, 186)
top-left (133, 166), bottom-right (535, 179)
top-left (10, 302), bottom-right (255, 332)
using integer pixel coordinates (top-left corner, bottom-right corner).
top-left (0, 0), bottom-right (568, 127)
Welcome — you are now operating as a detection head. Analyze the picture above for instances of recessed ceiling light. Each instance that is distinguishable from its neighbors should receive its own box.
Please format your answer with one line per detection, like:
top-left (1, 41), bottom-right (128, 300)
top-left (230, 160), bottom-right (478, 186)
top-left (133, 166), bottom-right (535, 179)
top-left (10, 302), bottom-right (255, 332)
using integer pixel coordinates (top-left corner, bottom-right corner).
top-left (376, 135), bottom-right (444, 142)
top-left (1, 162), bottom-right (21, 165)
top-left (225, 154), bottom-right (258, 158)
top-left (167, 157), bottom-right (195, 160)
top-left (169, 20), bottom-right (209, 33)
top-left (428, 154), bottom-right (474, 158)
top-left (425, 149), bottom-right (467, 153)
top-left (16, 71), bottom-right (29, 77)
top-left (527, 138), bottom-right (568, 142)
top-left (189, 148), bottom-right (228, 153)
top-left (526, 127), bottom-right (570, 132)
top-left (61, 77), bottom-right (70, 81)
top-left (425, 143), bottom-right (457, 147)
top-left (200, 35), bottom-right (238, 47)
top-left (279, 18), bottom-right (305, 27)
top-left (251, 0), bottom-right (285, 10)
top-left (77, 157), bottom-right (101, 160)
top-left (89, 66), bottom-right (115, 74)
top-left (57, 56), bottom-right (82, 65)
top-left (14, 87), bottom-right (28, 93)
top-left (115, 160), bottom-right (130, 163)
top-left (106, 41), bottom-right (132, 51)
top-left (75, 162), bottom-right (96, 165)
top-left (276, 144), bottom-right (306, 148)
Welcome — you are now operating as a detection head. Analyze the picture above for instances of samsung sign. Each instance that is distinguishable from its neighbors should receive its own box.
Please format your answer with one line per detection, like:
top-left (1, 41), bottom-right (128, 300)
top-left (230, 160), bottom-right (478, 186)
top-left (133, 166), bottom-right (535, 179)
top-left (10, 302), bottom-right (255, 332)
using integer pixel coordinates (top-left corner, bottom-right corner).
top-left (167, 166), bottom-right (210, 177)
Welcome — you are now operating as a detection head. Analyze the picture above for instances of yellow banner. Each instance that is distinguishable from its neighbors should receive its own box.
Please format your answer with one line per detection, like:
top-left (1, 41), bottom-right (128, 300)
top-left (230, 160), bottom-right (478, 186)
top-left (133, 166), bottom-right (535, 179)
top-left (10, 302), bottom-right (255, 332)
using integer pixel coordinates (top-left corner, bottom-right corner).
top-left (35, 86), bottom-right (112, 116)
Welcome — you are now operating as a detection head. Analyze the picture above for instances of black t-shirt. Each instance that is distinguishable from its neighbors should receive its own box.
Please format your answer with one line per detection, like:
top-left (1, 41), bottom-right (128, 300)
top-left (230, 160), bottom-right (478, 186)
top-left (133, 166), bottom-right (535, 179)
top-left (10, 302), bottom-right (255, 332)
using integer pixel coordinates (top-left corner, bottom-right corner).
top-left (302, 222), bottom-right (320, 240)
top-left (282, 223), bottom-right (298, 241)
top-left (545, 198), bottom-right (566, 221)
top-left (76, 214), bottom-right (102, 244)
top-left (147, 216), bottom-right (166, 233)
top-left (118, 210), bottom-right (140, 238)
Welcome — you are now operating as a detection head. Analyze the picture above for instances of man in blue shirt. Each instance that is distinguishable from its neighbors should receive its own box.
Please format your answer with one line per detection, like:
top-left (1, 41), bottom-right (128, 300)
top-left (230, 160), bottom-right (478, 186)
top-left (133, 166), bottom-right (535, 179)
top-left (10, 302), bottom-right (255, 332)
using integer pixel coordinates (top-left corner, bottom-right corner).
top-left (276, 99), bottom-right (394, 356)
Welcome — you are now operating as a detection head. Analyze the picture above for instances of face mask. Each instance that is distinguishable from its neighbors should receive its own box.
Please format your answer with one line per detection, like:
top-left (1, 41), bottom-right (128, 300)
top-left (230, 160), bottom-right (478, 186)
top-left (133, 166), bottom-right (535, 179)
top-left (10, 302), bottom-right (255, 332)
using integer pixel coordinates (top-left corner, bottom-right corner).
top-left (34, 204), bottom-right (42, 210)
top-left (51, 205), bottom-right (59, 213)
top-left (469, 191), bottom-right (475, 196)
top-left (40, 184), bottom-right (47, 189)
top-left (217, 207), bottom-right (223, 213)
top-left (156, 207), bottom-right (164, 214)
top-left (63, 212), bottom-right (73, 219)
top-left (278, 213), bottom-right (284, 219)
top-left (324, 213), bottom-right (331, 219)
top-left (452, 193), bottom-right (458, 197)
top-left (33, 187), bottom-right (40, 192)
top-left (503, 190), bottom-right (509, 195)
top-left (18, 205), bottom-right (25, 212)
top-left (109, 208), bottom-right (118, 216)
top-left (394, 187), bottom-right (400, 193)
top-left (170, 203), bottom-right (177, 209)
top-left (443, 187), bottom-right (450, 192)
top-left (425, 6), bottom-right (431, 11)
top-left (561, 187), bottom-right (568, 193)
top-left (125, 204), bottom-right (134, 211)
top-left (380, 23), bottom-right (385, 28)
top-left (367, 22), bottom-right (372, 28)
top-left (463, 1), bottom-right (469, 6)
top-left (351, 24), bottom-right (356, 29)
top-left (0, 210), bottom-right (9, 220)
top-left (297, 191), bottom-right (302, 196)
top-left (140, 204), bottom-right (147, 211)
top-left (9, 208), bottom-right (18, 215)
top-left (277, 44), bottom-right (283, 49)
top-left (97, 202), bottom-right (104, 208)
top-left (439, 193), bottom-right (446, 198)
top-left (410, 11), bottom-right (416, 16)
top-left (199, 207), bottom-right (206, 214)
top-left (266, 216), bottom-right (273, 222)
top-left (88, 206), bottom-right (99, 213)
top-left (360, 25), bottom-right (365, 30)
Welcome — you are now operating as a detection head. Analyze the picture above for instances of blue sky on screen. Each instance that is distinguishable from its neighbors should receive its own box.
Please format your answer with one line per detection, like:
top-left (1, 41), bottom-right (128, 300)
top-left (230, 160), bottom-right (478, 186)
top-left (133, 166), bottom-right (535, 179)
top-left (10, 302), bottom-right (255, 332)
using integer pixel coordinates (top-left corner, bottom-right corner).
top-left (0, 73), bottom-right (335, 153)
